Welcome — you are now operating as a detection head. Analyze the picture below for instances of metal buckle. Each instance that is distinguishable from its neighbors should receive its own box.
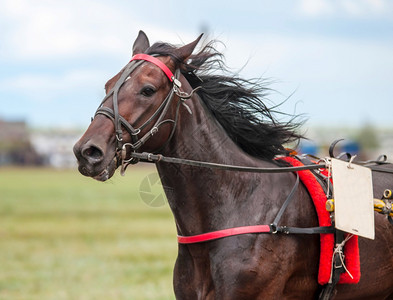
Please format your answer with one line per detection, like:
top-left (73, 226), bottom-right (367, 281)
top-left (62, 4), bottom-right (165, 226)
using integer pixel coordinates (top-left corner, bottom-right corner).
top-left (150, 127), bottom-right (158, 136)
top-left (270, 224), bottom-right (278, 234)
top-left (173, 78), bottom-right (182, 88)
top-left (116, 131), bottom-right (123, 142)
top-left (132, 128), bottom-right (141, 136)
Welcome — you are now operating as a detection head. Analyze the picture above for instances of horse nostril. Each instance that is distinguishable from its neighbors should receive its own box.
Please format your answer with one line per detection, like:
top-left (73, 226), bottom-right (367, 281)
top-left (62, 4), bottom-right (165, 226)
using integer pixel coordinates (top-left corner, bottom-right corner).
top-left (82, 145), bottom-right (104, 162)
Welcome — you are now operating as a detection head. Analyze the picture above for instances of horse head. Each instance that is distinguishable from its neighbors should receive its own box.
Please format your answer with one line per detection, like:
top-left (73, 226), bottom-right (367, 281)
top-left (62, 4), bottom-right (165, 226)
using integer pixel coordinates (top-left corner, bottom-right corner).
top-left (73, 31), bottom-right (202, 181)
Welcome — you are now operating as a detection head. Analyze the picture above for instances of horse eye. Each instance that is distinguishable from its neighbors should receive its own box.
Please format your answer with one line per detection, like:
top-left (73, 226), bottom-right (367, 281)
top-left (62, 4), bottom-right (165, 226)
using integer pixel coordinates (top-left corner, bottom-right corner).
top-left (141, 86), bottom-right (156, 97)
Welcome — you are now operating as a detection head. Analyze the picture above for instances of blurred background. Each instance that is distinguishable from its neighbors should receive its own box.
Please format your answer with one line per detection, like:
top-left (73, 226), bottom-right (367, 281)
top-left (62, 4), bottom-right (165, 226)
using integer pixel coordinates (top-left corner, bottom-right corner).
top-left (1, 0), bottom-right (393, 166)
top-left (0, 0), bottom-right (392, 299)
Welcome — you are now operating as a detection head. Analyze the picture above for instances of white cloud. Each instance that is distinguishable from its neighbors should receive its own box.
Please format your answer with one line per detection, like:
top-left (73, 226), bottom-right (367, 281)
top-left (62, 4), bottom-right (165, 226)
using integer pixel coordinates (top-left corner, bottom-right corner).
top-left (365, 0), bottom-right (387, 12)
top-left (343, 0), bottom-right (390, 16)
top-left (298, 0), bottom-right (334, 17)
top-left (0, 0), bottom-right (195, 62)
top-left (0, 69), bottom-right (108, 102)
top-left (0, 0), bottom-right (201, 105)
top-left (241, 32), bottom-right (392, 87)
top-left (0, 0), bottom-right (132, 60)
top-left (298, 0), bottom-right (392, 18)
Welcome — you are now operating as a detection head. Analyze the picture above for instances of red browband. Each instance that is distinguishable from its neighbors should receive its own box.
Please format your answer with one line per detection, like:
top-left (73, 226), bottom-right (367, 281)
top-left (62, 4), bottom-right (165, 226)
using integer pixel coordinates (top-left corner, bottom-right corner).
top-left (177, 225), bottom-right (271, 244)
top-left (130, 54), bottom-right (174, 82)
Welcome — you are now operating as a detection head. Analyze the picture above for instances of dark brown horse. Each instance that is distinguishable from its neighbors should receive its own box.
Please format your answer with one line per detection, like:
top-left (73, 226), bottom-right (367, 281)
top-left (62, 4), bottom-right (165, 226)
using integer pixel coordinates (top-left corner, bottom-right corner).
top-left (73, 31), bottom-right (393, 299)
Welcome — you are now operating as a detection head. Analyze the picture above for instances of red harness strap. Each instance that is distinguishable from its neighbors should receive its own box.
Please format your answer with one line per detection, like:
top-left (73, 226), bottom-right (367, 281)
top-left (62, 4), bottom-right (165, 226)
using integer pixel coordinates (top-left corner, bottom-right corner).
top-left (280, 156), bottom-right (360, 285)
top-left (130, 54), bottom-right (174, 82)
top-left (177, 225), bottom-right (271, 244)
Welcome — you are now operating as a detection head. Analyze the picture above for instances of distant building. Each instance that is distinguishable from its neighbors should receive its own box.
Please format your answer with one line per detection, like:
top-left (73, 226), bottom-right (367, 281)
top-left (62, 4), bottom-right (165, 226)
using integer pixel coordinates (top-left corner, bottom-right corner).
top-left (0, 119), bottom-right (44, 165)
top-left (30, 129), bottom-right (81, 168)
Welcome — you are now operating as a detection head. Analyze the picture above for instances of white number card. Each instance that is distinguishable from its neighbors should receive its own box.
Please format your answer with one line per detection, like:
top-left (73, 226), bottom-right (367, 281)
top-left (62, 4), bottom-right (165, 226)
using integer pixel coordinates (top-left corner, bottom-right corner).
top-left (332, 158), bottom-right (375, 240)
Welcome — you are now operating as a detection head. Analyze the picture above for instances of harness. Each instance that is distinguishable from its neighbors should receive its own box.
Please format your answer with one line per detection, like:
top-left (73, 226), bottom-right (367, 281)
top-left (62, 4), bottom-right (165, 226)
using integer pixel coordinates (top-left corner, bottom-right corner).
top-left (139, 153), bottom-right (338, 242)
top-left (93, 53), bottom-right (393, 300)
top-left (95, 53), bottom-right (393, 242)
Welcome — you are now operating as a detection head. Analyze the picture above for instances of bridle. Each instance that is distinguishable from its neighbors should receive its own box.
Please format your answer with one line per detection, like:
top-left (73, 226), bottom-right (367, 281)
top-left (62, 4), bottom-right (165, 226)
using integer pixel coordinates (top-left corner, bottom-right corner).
top-left (94, 53), bottom-right (197, 172)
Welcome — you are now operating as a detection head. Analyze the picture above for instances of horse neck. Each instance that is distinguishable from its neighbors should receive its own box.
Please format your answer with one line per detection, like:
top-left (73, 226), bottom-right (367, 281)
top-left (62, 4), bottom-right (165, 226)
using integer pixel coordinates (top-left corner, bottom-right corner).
top-left (156, 92), bottom-right (279, 236)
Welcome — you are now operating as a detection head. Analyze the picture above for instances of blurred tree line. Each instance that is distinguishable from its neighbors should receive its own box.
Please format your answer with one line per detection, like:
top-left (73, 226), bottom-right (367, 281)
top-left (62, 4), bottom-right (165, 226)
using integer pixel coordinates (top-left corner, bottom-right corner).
top-left (354, 123), bottom-right (379, 151)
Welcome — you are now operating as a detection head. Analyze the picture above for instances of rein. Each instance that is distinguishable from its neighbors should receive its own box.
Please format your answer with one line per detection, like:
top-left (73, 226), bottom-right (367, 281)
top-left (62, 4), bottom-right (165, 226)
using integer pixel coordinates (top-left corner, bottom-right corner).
top-left (126, 151), bottom-right (393, 174)
top-left (127, 151), bottom-right (327, 173)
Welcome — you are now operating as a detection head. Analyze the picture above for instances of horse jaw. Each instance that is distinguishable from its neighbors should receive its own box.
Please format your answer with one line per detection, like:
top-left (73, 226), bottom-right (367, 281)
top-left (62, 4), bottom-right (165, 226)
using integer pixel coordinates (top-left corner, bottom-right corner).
top-left (91, 155), bottom-right (119, 182)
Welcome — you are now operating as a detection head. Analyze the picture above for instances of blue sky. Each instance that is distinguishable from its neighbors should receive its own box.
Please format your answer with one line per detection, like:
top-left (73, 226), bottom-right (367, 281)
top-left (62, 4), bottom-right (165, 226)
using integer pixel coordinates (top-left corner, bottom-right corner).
top-left (0, 0), bottom-right (392, 129)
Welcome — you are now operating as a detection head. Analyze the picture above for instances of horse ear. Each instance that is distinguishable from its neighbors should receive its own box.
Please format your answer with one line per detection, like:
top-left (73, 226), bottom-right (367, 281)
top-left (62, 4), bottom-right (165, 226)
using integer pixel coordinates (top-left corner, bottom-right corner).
top-left (176, 34), bottom-right (203, 62)
top-left (132, 30), bottom-right (150, 55)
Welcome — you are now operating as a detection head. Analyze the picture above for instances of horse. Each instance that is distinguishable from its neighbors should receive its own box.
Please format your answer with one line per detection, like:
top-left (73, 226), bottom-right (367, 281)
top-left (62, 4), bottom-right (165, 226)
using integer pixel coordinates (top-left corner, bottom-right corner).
top-left (73, 31), bottom-right (393, 299)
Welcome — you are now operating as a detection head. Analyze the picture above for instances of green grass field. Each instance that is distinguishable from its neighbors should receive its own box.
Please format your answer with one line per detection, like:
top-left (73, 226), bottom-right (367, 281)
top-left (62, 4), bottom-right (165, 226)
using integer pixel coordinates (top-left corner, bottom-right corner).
top-left (0, 166), bottom-right (177, 300)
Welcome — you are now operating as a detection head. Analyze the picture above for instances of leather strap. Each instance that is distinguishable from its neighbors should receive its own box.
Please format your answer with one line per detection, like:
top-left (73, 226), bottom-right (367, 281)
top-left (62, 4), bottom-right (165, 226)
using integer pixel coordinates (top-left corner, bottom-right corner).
top-left (271, 173), bottom-right (299, 229)
top-left (276, 226), bottom-right (335, 234)
top-left (129, 152), bottom-right (328, 173)
top-left (177, 225), bottom-right (272, 244)
top-left (177, 224), bottom-right (335, 244)
top-left (131, 54), bottom-right (174, 82)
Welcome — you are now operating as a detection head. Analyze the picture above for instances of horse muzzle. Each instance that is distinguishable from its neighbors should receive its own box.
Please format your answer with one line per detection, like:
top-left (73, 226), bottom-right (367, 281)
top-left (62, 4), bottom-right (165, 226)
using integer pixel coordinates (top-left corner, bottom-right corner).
top-left (73, 140), bottom-right (119, 181)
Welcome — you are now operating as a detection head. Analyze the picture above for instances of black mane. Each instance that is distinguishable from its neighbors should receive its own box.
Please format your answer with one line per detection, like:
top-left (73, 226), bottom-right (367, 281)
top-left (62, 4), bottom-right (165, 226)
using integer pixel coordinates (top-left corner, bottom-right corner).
top-left (147, 41), bottom-right (303, 160)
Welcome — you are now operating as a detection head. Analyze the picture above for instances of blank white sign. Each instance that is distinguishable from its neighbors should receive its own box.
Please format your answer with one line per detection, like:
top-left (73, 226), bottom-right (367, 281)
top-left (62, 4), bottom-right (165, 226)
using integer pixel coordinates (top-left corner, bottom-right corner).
top-left (332, 158), bottom-right (375, 240)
